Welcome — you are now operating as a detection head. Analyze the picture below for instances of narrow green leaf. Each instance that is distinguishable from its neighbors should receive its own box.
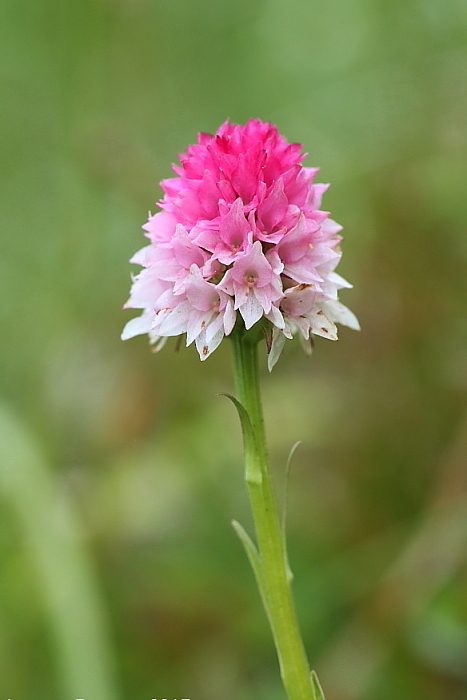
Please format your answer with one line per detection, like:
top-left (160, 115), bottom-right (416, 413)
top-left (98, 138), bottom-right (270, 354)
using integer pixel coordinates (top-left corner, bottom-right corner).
top-left (311, 670), bottom-right (326, 700)
top-left (282, 441), bottom-right (301, 582)
top-left (282, 440), bottom-right (301, 534)
top-left (231, 520), bottom-right (261, 578)
top-left (217, 393), bottom-right (262, 484)
top-left (232, 520), bottom-right (275, 630)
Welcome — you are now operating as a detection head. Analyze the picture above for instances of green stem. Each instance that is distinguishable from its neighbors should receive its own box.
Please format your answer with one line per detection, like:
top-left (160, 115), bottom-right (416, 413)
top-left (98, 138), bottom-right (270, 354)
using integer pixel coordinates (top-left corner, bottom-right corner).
top-left (230, 325), bottom-right (314, 700)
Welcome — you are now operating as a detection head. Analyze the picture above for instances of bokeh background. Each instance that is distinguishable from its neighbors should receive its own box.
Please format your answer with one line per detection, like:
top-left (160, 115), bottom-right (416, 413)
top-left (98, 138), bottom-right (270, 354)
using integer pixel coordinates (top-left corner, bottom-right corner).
top-left (1, 0), bottom-right (467, 698)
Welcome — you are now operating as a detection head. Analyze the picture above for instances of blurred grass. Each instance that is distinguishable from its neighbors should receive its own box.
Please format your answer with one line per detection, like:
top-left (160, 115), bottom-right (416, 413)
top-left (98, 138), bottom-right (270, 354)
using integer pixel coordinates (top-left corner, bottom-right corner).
top-left (0, 402), bottom-right (118, 699)
top-left (1, 0), bottom-right (467, 698)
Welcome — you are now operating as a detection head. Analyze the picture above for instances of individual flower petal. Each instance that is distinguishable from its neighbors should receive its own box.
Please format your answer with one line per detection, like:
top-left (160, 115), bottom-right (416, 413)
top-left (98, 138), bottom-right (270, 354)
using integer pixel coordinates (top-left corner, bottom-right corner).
top-left (142, 211), bottom-right (178, 243)
top-left (195, 326), bottom-right (225, 360)
top-left (276, 214), bottom-right (314, 264)
top-left (123, 269), bottom-right (172, 310)
top-left (218, 198), bottom-right (250, 249)
top-left (307, 309), bottom-right (338, 341)
top-left (156, 300), bottom-right (192, 337)
top-left (185, 265), bottom-right (222, 312)
top-left (265, 304), bottom-right (285, 330)
top-left (257, 177), bottom-right (288, 232)
top-left (239, 291), bottom-right (264, 329)
top-left (186, 309), bottom-right (214, 346)
top-left (320, 300), bottom-right (361, 331)
top-left (268, 328), bottom-right (287, 371)
top-left (121, 311), bottom-right (156, 340)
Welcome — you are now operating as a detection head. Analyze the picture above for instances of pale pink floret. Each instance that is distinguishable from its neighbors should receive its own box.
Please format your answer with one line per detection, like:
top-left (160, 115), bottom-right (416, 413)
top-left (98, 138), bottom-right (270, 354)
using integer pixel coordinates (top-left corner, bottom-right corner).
top-left (151, 266), bottom-right (235, 360)
top-left (122, 119), bottom-right (358, 365)
top-left (219, 241), bottom-right (283, 329)
top-left (198, 198), bottom-right (252, 265)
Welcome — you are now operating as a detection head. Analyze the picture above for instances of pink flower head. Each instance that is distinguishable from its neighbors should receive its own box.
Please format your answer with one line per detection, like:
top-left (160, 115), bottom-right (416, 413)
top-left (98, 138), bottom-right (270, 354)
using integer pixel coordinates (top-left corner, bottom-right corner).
top-left (122, 119), bottom-right (359, 366)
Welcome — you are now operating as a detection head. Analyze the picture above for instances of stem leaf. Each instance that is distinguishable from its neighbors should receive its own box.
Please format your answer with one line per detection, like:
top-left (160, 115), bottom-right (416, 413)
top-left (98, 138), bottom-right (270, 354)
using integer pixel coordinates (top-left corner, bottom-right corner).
top-left (231, 520), bottom-right (261, 574)
top-left (311, 670), bottom-right (326, 700)
top-left (282, 440), bottom-right (302, 534)
top-left (232, 519), bottom-right (280, 638)
top-left (217, 393), bottom-right (262, 484)
top-left (282, 441), bottom-right (301, 583)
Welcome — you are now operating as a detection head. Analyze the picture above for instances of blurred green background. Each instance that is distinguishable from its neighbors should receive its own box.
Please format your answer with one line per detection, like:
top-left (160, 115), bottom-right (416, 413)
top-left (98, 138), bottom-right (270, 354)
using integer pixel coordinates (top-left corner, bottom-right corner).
top-left (1, 0), bottom-right (467, 698)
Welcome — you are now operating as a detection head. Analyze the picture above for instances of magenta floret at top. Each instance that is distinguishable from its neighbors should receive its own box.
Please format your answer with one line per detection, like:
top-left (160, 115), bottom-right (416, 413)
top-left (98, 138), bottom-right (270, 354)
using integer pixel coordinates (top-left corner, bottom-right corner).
top-left (122, 118), bottom-right (359, 369)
